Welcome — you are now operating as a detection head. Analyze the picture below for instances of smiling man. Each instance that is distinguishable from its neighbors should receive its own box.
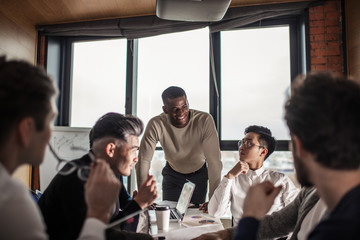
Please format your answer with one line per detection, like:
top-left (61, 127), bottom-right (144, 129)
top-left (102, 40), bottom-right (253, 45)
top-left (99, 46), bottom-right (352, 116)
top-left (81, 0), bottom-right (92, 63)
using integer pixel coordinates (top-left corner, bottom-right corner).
top-left (208, 125), bottom-right (299, 225)
top-left (136, 86), bottom-right (222, 206)
top-left (38, 113), bottom-right (156, 240)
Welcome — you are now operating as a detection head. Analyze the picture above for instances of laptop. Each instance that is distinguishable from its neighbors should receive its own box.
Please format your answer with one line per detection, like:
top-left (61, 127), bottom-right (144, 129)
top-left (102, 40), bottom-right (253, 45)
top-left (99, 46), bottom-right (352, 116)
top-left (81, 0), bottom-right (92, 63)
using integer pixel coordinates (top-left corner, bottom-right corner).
top-left (168, 181), bottom-right (196, 222)
top-left (107, 181), bottom-right (196, 229)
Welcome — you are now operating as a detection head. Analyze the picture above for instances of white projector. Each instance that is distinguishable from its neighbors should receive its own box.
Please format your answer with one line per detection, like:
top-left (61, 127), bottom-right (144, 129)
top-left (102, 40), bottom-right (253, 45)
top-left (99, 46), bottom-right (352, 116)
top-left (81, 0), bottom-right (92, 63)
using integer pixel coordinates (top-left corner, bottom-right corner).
top-left (156, 0), bottom-right (231, 22)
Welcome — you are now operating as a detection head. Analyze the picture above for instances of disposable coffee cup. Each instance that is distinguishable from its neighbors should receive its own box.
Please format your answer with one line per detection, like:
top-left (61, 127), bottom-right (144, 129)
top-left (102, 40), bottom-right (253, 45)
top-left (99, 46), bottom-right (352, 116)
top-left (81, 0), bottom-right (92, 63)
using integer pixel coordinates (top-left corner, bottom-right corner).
top-left (155, 205), bottom-right (170, 231)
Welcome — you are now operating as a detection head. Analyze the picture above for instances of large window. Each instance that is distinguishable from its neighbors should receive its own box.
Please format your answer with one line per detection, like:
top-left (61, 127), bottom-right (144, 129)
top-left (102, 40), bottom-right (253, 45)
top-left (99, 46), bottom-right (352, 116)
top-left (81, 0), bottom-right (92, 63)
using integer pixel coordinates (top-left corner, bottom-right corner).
top-left (137, 28), bottom-right (209, 127)
top-left (45, 15), bottom-right (305, 196)
top-left (221, 26), bottom-right (291, 141)
top-left (71, 39), bottom-right (127, 127)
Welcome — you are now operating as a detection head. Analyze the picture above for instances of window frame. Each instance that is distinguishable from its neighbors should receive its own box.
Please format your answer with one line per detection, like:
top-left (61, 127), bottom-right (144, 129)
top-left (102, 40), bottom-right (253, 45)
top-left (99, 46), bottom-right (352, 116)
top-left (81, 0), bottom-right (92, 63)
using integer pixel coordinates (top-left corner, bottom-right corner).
top-left (42, 13), bottom-right (308, 191)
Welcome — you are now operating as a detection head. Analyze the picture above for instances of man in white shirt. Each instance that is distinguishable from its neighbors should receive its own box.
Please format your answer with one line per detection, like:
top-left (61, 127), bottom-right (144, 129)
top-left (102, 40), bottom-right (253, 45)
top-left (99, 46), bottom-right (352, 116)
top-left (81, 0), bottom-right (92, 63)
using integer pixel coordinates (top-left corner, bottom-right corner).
top-left (0, 56), bottom-right (120, 240)
top-left (208, 125), bottom-right (299, 225)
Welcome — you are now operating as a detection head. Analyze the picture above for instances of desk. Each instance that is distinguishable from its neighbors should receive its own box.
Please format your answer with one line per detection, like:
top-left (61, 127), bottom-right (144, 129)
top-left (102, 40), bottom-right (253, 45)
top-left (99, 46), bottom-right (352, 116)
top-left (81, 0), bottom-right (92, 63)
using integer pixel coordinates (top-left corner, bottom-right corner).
top-left (148, 207), bottom-right (224, 240)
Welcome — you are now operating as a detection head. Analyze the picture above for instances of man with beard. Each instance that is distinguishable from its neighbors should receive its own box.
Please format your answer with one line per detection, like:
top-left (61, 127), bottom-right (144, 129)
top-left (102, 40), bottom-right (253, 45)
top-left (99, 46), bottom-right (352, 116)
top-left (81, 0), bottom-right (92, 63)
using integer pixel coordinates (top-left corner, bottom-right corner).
top-left (234, 72), bottom-right (360, 240)
top-left (136, 86), bottom-right (222, 208)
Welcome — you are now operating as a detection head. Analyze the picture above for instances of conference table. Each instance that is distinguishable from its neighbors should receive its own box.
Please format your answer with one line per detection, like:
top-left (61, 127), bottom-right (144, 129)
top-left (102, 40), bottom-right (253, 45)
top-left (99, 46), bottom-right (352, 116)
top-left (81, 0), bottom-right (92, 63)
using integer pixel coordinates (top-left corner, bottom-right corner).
top-left (137, 201), bottom-right (224, 240)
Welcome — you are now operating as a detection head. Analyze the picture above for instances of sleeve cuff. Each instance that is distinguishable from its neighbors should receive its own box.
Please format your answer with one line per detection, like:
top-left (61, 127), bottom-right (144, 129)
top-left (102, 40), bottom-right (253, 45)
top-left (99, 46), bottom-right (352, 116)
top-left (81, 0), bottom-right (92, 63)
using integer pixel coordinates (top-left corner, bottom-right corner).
top-left (222, 176), bottom-right (234, 185)
top-left (235, 217), bottom-right (260, 240)
top-left (220, 176), bottom-right (235, 188)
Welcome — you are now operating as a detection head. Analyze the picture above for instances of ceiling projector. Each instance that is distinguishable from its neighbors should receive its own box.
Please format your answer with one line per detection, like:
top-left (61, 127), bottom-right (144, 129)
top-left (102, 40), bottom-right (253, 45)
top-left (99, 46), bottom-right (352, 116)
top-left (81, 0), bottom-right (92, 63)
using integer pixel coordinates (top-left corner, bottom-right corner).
top-left (156, 0), bottom-right (231, 22)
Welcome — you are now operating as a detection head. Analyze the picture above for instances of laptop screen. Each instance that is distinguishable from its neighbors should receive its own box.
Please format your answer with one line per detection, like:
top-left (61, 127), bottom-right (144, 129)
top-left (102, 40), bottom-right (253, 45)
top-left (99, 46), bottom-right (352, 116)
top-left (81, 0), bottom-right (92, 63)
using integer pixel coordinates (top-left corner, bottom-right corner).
top-left (176, 181), bottom-right (196, 214)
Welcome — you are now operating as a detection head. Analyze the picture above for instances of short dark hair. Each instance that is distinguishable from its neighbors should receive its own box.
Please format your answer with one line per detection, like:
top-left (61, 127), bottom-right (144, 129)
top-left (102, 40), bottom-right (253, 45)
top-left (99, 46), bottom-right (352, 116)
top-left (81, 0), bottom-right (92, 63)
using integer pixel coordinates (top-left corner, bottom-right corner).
top-left (161, 86), bottom-right (187, 105)
top-left (0, 56), bottom-right (57, 144)
top-left (244, 125), bottom-right (276, 160)
top-left (89, 112), bottom-right (144, 148)
top-left (285, 72), bottom-right (360, 170)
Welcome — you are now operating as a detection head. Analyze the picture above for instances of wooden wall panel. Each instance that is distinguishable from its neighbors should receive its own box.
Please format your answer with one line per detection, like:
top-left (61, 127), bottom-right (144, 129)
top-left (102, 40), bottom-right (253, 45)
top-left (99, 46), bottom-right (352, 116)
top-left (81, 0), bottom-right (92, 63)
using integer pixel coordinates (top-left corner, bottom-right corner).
top-left (0, 10), bottom-right (37, 188)
top-left (0, 12), bottom-right (36, 62)
top-left (345, 0), bottom-right (360, 82)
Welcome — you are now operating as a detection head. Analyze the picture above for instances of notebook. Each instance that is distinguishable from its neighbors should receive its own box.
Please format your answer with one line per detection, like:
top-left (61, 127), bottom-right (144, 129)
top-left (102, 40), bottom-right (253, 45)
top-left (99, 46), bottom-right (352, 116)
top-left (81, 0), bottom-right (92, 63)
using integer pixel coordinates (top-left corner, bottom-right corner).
top-left (169, 181), bottom-right (196, 222)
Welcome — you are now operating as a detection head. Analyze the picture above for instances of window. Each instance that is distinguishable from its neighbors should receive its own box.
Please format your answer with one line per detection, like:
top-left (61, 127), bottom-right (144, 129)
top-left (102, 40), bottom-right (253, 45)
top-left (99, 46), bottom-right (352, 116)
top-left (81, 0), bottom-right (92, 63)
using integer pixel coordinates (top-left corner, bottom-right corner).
top-left (137, 28), bottom-right (210, 127)
top-left (221, 26), bottom-right (291, 141)
top-left (71, 39), bottom-right (127, 127)
top-left (46, 15), bottom-right (305, 195)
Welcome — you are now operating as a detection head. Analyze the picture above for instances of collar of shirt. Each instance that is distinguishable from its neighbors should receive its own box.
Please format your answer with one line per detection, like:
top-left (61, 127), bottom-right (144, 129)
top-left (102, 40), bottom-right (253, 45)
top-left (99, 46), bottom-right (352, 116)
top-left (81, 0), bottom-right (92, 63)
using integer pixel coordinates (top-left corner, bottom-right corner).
top-left (248, 166), bottom-right (265, 177)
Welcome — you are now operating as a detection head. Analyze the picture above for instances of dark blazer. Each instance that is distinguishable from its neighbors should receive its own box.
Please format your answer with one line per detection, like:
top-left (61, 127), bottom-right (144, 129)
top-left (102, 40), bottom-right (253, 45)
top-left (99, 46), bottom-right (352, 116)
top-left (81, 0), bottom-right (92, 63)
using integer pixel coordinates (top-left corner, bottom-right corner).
top-left (38, 154), bottom-right (143, 240)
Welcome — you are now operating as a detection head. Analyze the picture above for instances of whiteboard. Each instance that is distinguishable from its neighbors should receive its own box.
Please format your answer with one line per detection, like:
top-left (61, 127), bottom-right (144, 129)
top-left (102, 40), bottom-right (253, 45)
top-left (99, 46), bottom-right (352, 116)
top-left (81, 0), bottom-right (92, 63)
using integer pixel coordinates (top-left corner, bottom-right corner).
top-left (40, 126), bottom-right (91, 191)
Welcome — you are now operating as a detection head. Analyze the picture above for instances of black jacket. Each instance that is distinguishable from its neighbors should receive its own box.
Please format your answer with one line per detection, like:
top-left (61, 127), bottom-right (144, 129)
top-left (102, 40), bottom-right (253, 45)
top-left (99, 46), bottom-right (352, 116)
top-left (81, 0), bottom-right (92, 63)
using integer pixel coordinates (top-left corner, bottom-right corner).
top-left (38, 154), bottom-right (145, 240)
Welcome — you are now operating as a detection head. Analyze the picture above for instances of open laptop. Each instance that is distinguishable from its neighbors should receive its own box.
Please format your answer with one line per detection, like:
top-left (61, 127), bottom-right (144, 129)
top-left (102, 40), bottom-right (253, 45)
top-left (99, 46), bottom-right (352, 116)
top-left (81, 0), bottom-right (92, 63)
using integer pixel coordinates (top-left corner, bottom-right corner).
top-left (106, 181), bottom-right (196, 230)
top-left (168, 181), bottom-right (196, 222)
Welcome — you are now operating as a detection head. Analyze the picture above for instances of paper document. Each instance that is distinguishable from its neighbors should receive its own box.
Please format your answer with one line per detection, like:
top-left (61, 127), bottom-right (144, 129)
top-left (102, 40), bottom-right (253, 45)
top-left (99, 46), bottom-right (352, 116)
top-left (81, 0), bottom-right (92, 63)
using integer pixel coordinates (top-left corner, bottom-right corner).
top-left (181, 214), bottom-right (222, 227)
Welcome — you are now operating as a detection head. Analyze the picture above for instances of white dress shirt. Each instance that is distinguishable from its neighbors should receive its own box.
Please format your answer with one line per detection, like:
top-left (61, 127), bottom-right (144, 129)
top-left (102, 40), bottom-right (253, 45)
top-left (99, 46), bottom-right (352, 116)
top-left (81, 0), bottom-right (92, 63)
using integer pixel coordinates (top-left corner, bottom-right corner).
top-left (0, 163), bottom-right (106, 240)
top-left (208, 166), bottom-right (299, 226)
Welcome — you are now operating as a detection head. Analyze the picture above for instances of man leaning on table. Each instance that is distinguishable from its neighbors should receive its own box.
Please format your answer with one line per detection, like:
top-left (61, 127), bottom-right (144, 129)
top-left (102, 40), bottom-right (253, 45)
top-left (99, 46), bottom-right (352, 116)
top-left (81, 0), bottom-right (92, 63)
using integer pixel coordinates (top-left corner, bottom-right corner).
top-left (136, 86), bottom-right (222, 209)
top-left (235, 72), bottom-right (360, 239)
top-left (0, 56), bottom-right (120, 240)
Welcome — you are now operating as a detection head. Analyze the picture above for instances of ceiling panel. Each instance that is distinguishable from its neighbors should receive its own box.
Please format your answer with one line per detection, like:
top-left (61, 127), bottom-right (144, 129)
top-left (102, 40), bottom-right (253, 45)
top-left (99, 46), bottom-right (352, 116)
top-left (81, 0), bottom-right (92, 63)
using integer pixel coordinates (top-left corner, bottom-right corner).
top-left (0, 0), bottom-right (309, 26)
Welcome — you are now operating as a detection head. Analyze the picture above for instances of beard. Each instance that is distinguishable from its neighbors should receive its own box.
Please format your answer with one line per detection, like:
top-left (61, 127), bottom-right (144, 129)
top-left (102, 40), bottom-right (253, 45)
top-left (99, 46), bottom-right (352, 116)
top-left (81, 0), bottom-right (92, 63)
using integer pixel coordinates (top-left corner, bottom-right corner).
top-left (292, 141), bottom-right (313, 187)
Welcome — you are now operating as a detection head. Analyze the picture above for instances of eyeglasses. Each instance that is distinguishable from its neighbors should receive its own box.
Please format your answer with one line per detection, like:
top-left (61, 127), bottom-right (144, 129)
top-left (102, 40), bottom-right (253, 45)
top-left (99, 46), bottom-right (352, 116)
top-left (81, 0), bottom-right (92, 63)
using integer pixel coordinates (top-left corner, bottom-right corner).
top-left (237, 140), bottom-right (265, 150)
top-left (48, 144), bottom-right (95, 181)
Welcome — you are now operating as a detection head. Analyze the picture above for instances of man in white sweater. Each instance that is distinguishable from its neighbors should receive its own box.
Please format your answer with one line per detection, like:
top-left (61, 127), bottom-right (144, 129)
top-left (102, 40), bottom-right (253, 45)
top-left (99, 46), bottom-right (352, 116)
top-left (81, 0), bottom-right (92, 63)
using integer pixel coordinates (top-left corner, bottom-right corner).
top-left (136, 86), bottom-right (222, 206)
top-left (0, 56), bottom-right (120, 240)
top-left (208, 125), bottom-right (299, 225)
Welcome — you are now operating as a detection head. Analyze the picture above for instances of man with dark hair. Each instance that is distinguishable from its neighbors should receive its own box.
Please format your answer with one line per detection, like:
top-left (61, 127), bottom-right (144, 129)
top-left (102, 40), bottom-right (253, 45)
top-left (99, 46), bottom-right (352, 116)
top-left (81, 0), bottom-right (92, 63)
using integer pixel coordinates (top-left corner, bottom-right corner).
top-left (208, 125), bottom-right (298, 225)
top-left (0, 56), bottom-right (121, 239)
top-left (39, 112), bottom-right (156, 240)
top-left (235, 72), bottom-right (360, 239)
top-left (136, 86), bottom-right (222, 206)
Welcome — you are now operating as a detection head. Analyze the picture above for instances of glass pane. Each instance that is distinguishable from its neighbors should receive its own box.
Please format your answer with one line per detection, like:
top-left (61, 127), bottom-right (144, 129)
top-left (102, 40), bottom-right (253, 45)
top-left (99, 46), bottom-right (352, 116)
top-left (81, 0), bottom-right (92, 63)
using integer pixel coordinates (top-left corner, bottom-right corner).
top-left (71, 39), bottom-right (127, 127)
top-left (148, 151), bottom-right (166, 202)
top-left (137, 28), bottom-right (210, 127)
top-left (263, 151), bottom-right (298, 187)
top-left (221, 26), bottom-right (291, 140)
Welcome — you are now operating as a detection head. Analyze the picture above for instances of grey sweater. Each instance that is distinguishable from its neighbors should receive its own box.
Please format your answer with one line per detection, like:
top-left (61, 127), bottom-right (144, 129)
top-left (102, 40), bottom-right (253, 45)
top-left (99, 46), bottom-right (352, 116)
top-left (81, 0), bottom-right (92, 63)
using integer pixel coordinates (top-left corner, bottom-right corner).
top-left (229, 187), bottom-right (319, 240)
